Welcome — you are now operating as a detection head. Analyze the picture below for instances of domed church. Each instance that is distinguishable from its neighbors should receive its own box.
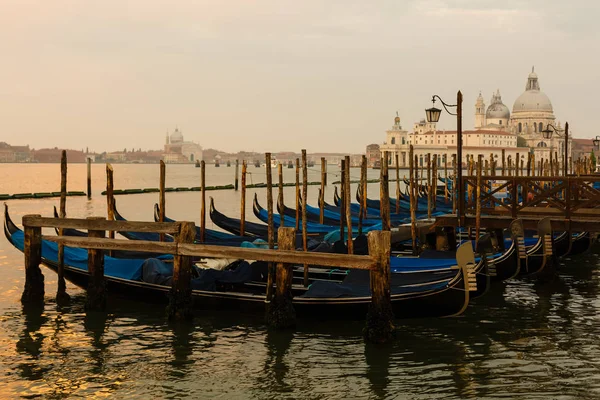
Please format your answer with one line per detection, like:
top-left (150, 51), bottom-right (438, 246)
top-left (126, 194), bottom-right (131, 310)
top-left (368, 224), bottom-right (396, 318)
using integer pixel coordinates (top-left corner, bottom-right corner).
top-left (509, 67), bottom-right (570, 163)
top-left (474, 90), bottom-right (511, 130)
top-left (163, 127), bottom-right (204, 163)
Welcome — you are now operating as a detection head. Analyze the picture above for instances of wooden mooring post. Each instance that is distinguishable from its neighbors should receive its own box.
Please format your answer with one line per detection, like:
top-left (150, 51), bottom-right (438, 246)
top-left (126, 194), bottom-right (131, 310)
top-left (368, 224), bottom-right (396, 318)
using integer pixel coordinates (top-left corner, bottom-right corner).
top-left (301, 149), bottom-right (309, 287)
top-left (266, 227), bottom-right (296, 328)
top-left (339, 159), bottom-right (346, 241)
top-left (278, 163), bottom-right (284, 227)
top-left (87, 157), bottom-right (92, 199)
top-left (200, 160), bottom-right (206, 242)
top-left (295, 158), bottom-right (300, 231)
top-left (345, 155), bottom-right (353, 254)
top-left (240, 161), bottom-right (246, 236)
top-left (358, 155), bottom-right (366, 235)
top-left (361, 155), bottom-right (368, 219)
top-left (159, 160), bottom-right (166, 242)
top-left (409, 145), bottom-right (417, 255)
top-left (22, 214), bottom-right (44, 304)
top-left (380, 152), bottom-right (390, 231)
top-left (234, 159), bottom-right (239, 191)
top-left (395, 153), bottom-right (400, 214)
top-left (167, 222), bottom-right (197, 320)
top-left (320, 157), bottom-right (326, 224)
top-left (86, 216), bottom-right (107, 310)
top-left (265, 153), bottom-right (275, 300)
top-left (475, 156), bottom-right (483, 239)
top-left (427, 153), bottom-right (432, 219)
top-left (364, 230), bottom-right (395, 343)
top-left (57, 151), bottom-right (70, 304)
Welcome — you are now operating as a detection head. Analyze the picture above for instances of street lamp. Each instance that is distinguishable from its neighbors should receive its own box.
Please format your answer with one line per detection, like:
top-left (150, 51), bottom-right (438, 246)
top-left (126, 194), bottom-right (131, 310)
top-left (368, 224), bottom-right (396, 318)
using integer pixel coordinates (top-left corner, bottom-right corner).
top-left (541, 122), bottom-right (569, 176)
top-left (425, 92), bottom-right (463, 221)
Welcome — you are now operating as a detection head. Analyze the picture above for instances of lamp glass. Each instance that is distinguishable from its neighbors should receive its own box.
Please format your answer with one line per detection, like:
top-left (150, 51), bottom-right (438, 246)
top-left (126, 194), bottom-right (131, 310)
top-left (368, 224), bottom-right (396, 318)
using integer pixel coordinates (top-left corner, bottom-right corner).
top-left (542, 129), bottom-right (553, 140)
top-left (594, 138), bottom-right (600, 148)
top-left (425, 107), bottom-right (441, 123)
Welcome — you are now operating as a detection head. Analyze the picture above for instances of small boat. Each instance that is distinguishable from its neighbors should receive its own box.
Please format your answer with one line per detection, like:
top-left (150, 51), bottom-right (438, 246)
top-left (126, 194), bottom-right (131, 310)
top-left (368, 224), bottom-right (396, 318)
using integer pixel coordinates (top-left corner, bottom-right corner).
top-left (254, 160), bottom-right (261, 168)
top-left (215, 160), bottom-right (220, 167)
top-left (227, 160), bottom-right (231, 167)
top-left (195, 160), bottom-right (200, 168)
top-left (287, 160), bottom-right (294, 169)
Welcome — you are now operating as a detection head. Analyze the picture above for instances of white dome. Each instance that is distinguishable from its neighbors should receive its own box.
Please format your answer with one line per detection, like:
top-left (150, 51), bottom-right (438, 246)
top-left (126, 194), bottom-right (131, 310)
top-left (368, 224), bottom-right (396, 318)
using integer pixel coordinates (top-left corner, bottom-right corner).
top-left (512, 68), bottom-right (553, 113)
top-left (512, 90), bottom-right (553, 113)
top-left (170, 128), bottom-right (183, 143)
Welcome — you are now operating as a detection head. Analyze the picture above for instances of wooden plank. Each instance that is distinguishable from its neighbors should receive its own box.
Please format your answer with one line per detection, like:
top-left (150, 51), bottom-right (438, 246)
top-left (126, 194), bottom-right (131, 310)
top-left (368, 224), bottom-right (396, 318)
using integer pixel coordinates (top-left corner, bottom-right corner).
top-left (25, 216), bottom-right (181, 233)
top-left (43, 235), bottom-right (178, 253)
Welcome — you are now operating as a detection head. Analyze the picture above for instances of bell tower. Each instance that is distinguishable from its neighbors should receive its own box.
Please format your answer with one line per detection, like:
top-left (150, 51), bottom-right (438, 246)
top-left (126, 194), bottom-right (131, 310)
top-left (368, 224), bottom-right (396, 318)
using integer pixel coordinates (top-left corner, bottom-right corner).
top-left (475, 92), bottom-right (486, 129)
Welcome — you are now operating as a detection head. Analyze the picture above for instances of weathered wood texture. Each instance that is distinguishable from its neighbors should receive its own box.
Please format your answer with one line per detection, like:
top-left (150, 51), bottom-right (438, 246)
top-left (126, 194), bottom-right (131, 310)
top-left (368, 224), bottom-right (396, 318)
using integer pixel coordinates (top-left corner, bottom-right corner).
top-left (380, 151), bottom-right (390, 231)
top-left (24, 215), bottom-right (180, 233)
top-left (22, 214), bottom-right (44, 304)
top-left (200, 160), bottom-right (206, 242)
top-left (159, 160), bottom-right (166, 241)
top-left (265, 153), bottom-right (275, 300)
top-left (364, 230), bottom-right (395, 344)
top-left (87, 157), bottom-right (92, 199)
top-left (301, 149), bottom-right (309, 287)
top-left (345, 155), bottom-right (353, 254)
top-left (266, 227), bottom-right (296, 328)
top-left (240, 161), bottom-right (247, 235)
top-left (57, 151), bottom-right (69, 304)
top-left (168, 221), bottom-right (196, 320)
top-left (86, 217), bottom-right (106, 311)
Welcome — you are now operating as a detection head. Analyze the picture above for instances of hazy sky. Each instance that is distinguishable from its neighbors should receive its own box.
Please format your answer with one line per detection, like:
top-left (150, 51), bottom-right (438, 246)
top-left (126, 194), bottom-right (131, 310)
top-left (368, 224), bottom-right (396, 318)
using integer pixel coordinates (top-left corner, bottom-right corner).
top-left (2, 0), bottom-right (598, 153)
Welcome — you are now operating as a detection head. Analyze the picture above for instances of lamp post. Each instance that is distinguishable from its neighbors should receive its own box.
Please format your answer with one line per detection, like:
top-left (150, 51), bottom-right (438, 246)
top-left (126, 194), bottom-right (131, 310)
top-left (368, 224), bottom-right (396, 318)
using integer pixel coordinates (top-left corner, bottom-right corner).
top-left (425, 91), bottom-right (463, 222)
top-left (541, 122), bottom-right (569, 176)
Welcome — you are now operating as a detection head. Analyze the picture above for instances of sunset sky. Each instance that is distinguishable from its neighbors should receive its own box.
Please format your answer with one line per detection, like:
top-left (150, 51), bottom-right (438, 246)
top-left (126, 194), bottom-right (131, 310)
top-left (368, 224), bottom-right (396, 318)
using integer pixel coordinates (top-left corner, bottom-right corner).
top-left (1, 0), bottom-right (598, 153)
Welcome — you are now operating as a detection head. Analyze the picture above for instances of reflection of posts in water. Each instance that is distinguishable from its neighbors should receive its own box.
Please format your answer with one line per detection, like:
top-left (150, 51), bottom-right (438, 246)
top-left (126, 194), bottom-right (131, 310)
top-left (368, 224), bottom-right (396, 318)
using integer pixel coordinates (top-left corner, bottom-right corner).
top-left (168, 320), bottom-right (196, 378)
top-left (261, 329), bottom-right (294, 392)
top-left (84, 309), bottom-right (111, 375)
top-left (16, 303), bottom-right (47, 381)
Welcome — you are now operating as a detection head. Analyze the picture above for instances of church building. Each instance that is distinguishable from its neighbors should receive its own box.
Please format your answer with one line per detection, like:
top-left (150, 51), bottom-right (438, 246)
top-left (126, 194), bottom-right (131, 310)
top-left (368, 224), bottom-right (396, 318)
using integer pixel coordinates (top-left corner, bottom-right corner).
top-left (378, 68), bottom-right (571, 169)
top-left (163, 127), bottom-right (203, 163)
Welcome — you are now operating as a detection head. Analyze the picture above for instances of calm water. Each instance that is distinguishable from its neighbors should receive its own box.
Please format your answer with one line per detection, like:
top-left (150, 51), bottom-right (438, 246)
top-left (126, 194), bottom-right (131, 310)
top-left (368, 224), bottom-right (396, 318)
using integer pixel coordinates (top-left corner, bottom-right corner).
top-left (1, 163), bottom-right (600, 399)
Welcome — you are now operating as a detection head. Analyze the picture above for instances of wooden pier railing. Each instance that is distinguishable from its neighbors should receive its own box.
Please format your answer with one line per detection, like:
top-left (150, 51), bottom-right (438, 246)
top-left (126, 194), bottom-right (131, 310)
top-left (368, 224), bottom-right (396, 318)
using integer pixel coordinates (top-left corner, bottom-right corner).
top-left (21, 216), bottom-right (395, 343)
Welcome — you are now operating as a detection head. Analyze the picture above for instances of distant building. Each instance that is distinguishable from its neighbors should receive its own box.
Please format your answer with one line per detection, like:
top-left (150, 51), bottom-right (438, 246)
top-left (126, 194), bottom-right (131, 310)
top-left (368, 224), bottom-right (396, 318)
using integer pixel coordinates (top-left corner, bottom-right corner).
top-left (163, 127), bottom-right (203, 163)
top-left (33, 148), bottom-right (86, 163)
top-left (571, 138), bottom-right (595, 162)
top-left (0, 142), bottom-right (32, 162)
top-left (366, 144), bottom-right (380, 168)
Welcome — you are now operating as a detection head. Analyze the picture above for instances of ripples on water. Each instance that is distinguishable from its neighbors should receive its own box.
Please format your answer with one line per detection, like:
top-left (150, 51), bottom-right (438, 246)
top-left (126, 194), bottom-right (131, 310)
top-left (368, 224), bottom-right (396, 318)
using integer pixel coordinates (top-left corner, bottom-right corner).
top-left (1, 164), bottom-right (600, 398)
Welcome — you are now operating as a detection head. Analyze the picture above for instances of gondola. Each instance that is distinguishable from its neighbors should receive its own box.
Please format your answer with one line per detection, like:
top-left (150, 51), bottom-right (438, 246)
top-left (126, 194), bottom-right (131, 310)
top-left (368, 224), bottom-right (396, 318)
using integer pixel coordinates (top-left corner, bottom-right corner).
top-left (4, 207), bottom-right (474, 319)
top-left (254, 195), bottom-right (390, 235)
top-left (209, 197), bottom-right (271, 238)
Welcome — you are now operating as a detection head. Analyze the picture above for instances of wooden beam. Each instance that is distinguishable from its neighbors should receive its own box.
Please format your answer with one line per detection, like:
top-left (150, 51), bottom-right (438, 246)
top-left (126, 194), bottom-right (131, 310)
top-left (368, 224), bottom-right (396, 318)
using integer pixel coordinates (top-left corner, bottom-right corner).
top-left (25, 215), bottom-right (180, 233)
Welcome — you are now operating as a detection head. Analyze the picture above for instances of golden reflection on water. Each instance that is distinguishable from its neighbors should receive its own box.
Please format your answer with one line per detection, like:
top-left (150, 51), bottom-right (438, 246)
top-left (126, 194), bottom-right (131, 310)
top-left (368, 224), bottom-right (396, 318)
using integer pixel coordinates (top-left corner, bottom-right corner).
top-left (0, 164), bottom-right (600, 397)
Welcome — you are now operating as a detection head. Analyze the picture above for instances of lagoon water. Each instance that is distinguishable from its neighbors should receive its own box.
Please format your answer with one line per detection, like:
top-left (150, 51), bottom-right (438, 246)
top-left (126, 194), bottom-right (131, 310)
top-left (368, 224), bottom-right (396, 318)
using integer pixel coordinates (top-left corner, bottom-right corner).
top-left (1, 163), bottom-right (600, 399)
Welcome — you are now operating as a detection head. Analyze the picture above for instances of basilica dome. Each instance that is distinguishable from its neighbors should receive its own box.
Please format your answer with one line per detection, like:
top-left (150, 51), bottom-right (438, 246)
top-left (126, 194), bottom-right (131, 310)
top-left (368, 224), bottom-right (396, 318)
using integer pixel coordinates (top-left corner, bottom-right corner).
top-left (512, 69), bottom-right (553, 113)
top-left (486, 90), bottom-right (510, 119)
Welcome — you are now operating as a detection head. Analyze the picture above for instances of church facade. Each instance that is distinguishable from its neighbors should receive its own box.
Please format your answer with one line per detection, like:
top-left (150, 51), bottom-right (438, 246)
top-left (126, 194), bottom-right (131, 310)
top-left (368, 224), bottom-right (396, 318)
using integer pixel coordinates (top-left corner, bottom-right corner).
top-left (163, 127), bottom-right (203, 163)
top-left (378, 68), bottom-right (570, 169)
